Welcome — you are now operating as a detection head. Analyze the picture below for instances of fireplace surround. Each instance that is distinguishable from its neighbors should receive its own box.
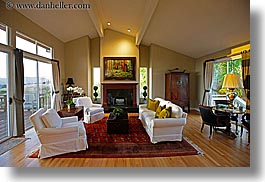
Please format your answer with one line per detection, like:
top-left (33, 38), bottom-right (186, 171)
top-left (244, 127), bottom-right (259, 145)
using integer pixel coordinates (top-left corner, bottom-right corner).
top-left (101, 83), bottom-right (138, 108)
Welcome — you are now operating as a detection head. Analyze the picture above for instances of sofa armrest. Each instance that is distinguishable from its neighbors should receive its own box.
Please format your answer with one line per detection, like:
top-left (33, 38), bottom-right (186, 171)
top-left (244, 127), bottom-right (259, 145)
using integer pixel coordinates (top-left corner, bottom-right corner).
top-left (37, 126), bottom-right (78, 135)
top-left (91, 104), bottom-right (103, 108)
top-left (61, 116), bottom-right (78, 123)
top-left (151, 118), bottom-right (186, 128)
top-left (139, 104), bottom-right (147, 109)
top-left (182, 112), bottom-right (188, 118)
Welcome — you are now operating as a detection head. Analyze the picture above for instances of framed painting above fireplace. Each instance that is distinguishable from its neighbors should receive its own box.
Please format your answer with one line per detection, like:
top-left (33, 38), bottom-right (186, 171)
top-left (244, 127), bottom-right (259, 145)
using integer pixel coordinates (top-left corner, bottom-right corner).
top-left (104, 57), bottom-right (136, 80)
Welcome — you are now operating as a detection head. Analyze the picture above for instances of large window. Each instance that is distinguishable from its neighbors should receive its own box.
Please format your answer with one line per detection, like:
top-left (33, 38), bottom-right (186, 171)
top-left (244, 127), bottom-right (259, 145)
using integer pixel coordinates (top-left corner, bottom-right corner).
top-left (140, 67), bottom-right (148, 99)
top-left (16, 32), bottom-right (54, 130)
top-left (212, 57), bottom-right (243, 96)
top-left (16, 32), bottom-right (53, 59)
top-left (0, 23), bottom-right (8, 45)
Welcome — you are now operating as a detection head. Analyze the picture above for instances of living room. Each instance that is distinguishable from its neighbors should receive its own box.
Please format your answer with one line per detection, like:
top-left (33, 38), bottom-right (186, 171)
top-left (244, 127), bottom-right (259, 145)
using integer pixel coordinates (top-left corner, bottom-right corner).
top-left (0, 0), bottom-right (253, 173)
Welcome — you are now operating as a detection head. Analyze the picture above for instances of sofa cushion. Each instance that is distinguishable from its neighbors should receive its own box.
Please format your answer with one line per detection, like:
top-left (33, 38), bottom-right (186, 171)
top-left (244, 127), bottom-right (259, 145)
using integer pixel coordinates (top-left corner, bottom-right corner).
top-left (167, 102), bottom-right (183, 118)
top-left (41, 109), bottom-right (62, 128)
top-left (147, 98), bottom-right (160, 112)
top-left (158, 107), bottom-right (172, 119)
top-left (155, 105), bottom-right (166, 118)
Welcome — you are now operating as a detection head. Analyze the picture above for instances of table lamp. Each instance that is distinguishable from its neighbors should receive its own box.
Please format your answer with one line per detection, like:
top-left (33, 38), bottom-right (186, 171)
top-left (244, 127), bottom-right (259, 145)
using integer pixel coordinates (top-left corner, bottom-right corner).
top-left (222, 74), bottom-right (244, 108)
top-left (66, 77), bottom-right (74, 87)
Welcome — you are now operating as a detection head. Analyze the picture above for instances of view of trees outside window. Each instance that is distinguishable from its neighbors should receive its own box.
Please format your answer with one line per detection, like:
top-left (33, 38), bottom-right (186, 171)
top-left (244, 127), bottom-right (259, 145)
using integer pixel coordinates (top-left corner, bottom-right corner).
top-left (140, 67), bottom-right (147, 98)
top-left (212, 59), bottom-right (243, 97)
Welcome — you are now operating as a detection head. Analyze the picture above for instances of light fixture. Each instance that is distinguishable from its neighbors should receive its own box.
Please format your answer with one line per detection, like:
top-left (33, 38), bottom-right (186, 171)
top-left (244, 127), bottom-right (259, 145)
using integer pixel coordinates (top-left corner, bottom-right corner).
top-left (127, 29), bottom-right (131, 32)
top-left (222, 74), bottom-right (244, 108)
top-left (107, 22), bottom-right (111, 26)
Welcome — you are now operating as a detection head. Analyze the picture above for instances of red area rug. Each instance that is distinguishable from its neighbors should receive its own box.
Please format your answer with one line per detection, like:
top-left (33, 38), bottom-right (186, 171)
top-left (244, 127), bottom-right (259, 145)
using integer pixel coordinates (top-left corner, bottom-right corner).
top-left (29, 116), bottom-right (202, 158)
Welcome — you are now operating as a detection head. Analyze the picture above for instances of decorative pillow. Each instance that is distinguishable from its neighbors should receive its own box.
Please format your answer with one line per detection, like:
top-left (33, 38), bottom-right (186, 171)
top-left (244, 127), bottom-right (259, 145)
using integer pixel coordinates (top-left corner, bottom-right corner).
top-left (147, 98), bottom-right (160, 112)
top-left (158, 107), bottom-right (172, 119)
top-left (155, 105), bottom-right (166, 118)
top-left (41, 109), bottom-right (62, 128)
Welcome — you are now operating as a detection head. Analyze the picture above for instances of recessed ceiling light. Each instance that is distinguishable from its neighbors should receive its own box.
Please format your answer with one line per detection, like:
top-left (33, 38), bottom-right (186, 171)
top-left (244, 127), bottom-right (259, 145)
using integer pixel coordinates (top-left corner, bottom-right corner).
top-left (127, 29), bottom-right (131, 32)
top-left (107, 22), bottom-right (111, 26)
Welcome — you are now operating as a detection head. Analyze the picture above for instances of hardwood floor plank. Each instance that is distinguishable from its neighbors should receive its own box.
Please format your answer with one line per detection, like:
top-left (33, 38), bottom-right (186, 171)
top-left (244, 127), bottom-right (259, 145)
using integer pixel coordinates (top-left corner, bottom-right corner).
top-left (0, 111), bottom-right (250, 167)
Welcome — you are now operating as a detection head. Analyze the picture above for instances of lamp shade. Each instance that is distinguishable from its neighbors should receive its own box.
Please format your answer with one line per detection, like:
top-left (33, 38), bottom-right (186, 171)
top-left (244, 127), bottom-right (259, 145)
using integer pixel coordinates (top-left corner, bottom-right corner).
top-left (66, 78), bottom-right (74, 85)
top-left (222, 74), bottom-right (244, 89)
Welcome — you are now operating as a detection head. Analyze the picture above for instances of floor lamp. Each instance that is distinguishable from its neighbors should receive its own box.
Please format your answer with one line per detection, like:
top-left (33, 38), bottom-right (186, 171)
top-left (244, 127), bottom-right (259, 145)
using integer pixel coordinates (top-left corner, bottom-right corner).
top-left (222, 74), bottom-right (244, 108)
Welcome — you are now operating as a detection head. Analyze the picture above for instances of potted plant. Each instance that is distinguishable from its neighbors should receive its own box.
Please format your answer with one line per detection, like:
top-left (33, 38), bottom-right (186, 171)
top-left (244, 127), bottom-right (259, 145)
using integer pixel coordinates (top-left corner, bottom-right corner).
top-left (93, 86), bottom-right (99, 101)
top-left (143, 86), bottom-right (148, 100)
top-left (112, 107), bottom-right (124, 118)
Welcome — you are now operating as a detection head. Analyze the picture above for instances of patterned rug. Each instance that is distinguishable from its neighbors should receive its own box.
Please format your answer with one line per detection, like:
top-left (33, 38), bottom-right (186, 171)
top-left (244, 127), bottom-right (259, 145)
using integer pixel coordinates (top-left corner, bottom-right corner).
top-left (29, 116), bottom-right (203, 158)
top-left (0, 137), bottom-right (28, 155)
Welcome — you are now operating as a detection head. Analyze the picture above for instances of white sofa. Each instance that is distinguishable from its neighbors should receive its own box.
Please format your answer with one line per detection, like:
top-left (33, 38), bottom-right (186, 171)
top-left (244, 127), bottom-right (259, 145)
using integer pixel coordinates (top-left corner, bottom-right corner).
top-left (139, 98), bottom-right (187, 144)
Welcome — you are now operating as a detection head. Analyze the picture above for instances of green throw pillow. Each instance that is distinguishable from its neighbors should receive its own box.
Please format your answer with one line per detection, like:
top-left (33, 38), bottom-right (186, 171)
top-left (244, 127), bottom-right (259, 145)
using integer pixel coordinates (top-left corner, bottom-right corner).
top-left (155, 105), bottom-right (166, 118)
top-left (147, 98), bottom-right (160, 112)
top-left (158, 107), bottom-right (172, 119)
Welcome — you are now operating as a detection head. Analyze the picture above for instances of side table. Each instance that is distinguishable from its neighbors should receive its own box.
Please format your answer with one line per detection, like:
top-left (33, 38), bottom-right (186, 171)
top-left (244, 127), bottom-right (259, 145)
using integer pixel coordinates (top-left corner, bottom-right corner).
top-left (57, 106), bottom-right (83, 121)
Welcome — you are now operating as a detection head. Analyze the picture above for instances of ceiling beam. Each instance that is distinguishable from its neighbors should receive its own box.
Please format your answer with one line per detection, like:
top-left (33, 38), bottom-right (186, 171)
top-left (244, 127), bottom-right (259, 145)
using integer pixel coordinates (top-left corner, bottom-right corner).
top-left (83, 0), bottom-right (104, 37)
top-left (136, 0), bottom-right (159, 45)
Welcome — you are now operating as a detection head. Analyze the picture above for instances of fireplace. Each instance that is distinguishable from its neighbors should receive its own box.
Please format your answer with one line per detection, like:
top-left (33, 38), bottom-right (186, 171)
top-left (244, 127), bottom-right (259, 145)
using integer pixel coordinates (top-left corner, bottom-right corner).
top-left (102, 83), bottom-right (138, 108)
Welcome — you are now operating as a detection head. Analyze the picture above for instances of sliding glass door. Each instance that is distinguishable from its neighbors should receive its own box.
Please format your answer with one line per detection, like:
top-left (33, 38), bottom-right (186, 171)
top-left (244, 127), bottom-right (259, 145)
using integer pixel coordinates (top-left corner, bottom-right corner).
top-left (23, 58), bottom-right (37, 130)
top-left (38, 61), bottom-right (52, 109)
top-left (23, 58), bottom-right (53, 130)
top-left (0, 52), bottom-right (11, 141)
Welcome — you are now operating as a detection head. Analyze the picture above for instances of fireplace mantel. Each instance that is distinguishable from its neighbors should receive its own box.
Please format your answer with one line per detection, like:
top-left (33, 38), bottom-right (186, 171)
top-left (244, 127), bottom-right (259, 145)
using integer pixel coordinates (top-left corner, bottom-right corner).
top-left (101, 82), bottom-right (138, 107)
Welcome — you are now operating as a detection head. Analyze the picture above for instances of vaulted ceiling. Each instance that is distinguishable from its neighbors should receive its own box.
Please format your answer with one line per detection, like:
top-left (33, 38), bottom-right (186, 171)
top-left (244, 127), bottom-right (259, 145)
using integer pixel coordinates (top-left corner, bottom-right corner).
top-left (12, 0), bottom-right (250, 58)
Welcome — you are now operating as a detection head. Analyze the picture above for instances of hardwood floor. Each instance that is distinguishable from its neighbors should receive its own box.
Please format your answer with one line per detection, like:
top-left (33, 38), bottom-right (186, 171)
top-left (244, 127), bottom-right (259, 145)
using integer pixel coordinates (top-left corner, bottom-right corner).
top-left (0, 111), bottom-right (250, 167)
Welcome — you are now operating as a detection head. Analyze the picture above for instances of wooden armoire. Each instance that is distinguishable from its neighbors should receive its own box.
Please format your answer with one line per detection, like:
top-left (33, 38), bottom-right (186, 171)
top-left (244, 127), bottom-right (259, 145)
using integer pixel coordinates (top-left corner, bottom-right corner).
top-left (165, 72), bottom-right (190, 112)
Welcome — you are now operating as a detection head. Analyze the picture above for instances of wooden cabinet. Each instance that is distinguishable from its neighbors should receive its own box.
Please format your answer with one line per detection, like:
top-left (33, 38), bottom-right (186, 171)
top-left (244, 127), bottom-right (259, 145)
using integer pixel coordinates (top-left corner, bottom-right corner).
top-left (165, 72), bottom-right (190, 112)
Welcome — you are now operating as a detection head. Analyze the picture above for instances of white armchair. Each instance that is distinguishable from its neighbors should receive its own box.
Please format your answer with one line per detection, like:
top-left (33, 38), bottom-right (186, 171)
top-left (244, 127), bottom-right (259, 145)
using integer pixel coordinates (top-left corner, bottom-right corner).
top-left (29, 108), bottom-right (88, 159)
top-left (74, 96), bottom-right (104, 124)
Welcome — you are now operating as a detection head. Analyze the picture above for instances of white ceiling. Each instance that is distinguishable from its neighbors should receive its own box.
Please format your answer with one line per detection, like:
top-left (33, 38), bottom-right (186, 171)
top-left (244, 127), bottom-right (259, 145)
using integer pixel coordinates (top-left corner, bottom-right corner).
top-left (12, 0), bottom-right (250, 58)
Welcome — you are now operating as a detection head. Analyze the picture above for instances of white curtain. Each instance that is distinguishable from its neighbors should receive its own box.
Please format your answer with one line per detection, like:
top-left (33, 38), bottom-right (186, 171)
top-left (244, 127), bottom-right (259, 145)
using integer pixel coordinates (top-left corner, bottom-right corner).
top-left (203, 61), bottom-right (214, 106)
top-left (51, 61), bottom-right (62, 111)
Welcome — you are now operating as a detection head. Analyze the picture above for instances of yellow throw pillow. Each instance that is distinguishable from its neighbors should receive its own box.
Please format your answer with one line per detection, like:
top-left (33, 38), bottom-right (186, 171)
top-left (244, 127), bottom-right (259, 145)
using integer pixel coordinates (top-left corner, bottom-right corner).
top-left (155, 105), bottom-right (166, 118)
top-left (147, 99), bottom-right (160, 112)
top-left (158, 107), bottom-right (172, 119)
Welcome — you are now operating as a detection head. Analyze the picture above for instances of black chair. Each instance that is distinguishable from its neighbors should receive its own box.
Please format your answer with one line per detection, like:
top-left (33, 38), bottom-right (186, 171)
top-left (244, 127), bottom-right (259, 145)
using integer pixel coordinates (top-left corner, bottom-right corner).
top-left (198, 105), bottom-right (231, 138)
top-left (241, 113), bottom-right (250, 143)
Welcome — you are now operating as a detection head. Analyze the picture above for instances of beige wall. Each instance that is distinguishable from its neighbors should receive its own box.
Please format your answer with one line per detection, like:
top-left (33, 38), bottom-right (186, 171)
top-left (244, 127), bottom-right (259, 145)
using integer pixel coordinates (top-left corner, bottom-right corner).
top-left (0, 1), bottom-right (65, 80)
top-left (101, 29), bottom-right (139, 83)
top-left (149, 44), bottom-right (196, 107)
top-left (64, 36), bottom-right (91, 96)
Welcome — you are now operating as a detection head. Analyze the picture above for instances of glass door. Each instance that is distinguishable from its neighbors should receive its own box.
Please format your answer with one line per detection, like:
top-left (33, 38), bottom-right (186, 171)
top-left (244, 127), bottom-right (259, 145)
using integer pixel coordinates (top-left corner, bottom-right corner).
top-left (0, 51), bottom-right (11, 141)
top-left (23, 58), bottom-right (38, 130)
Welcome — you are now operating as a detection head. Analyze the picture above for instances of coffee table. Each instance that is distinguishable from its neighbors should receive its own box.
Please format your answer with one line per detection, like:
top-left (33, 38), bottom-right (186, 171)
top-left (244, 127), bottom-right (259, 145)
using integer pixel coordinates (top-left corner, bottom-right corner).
top-left (107, 112), bottom-right (129, 134)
